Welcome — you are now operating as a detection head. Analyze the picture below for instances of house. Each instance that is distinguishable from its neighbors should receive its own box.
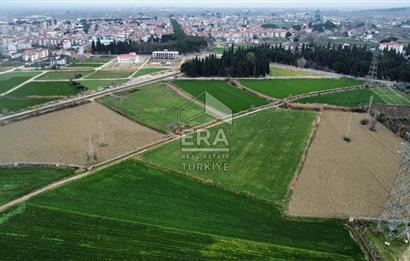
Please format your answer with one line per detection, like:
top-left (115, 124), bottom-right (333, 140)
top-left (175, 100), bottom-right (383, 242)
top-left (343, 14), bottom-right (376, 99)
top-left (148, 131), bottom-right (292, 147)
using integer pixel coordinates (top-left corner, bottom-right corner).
top-left (379, 42), bottom-right (404, 54)
top-left (152, 49), bottom-right (179, 59)
top-left (117, 52), bottom-right (140, 64)
top-left (22, 48), bottom-right (49, 62)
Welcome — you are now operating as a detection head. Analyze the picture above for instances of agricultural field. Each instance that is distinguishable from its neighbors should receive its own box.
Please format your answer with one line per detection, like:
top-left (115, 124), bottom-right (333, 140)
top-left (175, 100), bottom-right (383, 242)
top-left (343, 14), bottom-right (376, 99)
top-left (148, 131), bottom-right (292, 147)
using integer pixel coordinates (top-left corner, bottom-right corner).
top-left (0, 167), bottom-right (73, 205)
top-left (84, 70), bottom-right (134, 79)
top-left (288, 111), bottom-right (402, 218)
top-left (0, 71), bottom-right (41, 94)
top-left (68, 56), bottom-right (113, 68)
top-left (37, 70), bottom-right (92, 80)
top-left (9, 81), bottom-right (79, 97)
top-left (0, 96), bottom-right (55, 114)
top-left (0, 102), bottom-right (165, 165)
top-left (142, 109), bottom-right (316, 204)
top-left (269, 65), bottom-right (320, 77)
top-left (297, 87), bottom-right (410, 107)
top-left (101, 83), bottom-right (212, 133)
top-left (0, 160), bottom-right (364, 260)
top-left (133, 67), bottom-right (167, 77)
top-left (240, 78), bottom-right (363, 99)
top-left (172, 80), bottom-right (269, 113)
top-left (80, 79), bottom-right (126, 90)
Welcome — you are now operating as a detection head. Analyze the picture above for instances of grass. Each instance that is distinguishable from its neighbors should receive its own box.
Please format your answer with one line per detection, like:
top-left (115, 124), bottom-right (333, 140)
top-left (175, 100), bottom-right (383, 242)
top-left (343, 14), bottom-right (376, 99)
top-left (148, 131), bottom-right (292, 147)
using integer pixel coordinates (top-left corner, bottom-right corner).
top-left (68, 63), bottom-right (102, 68)
top-left (372, 88), bottom-right (410, 105)
top-left (84, 70), bottom-right (134, 79)
top-left (296, 87), bottom-right (410, 107)
top-left (80, 79), bottom-right (126, 90)
top-left (0, 160), bottom-right (364, 260)
top-left (172, 80), bottom-right (269, 114)
top-left (0, 96), bottom-right (55, 113)
top-left (133, 67), bottom-right (167, 77)
top-left (37, 70), bottom-right (93, 80)
top-left (269, 66), bottom-right (319, 77)
top-left (0, 71), bottom-right (41, 94)
top-left (0, 167), bottom-right (73, 206)
top-left (143, 109), bottom-right (316, 205)
top-left (9, 81), bottom-right (79, 97)
top-left (240, 78), bottom-right (363, 99)
top-left (101, 83), bottom-right (212, 132)
top-left (297, 88), bottom-right (384, 107)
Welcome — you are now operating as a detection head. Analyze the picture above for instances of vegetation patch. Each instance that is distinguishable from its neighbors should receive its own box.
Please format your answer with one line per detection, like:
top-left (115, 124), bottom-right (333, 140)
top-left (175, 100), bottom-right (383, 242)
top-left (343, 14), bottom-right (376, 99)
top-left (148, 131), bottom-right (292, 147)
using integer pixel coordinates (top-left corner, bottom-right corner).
top-left (37, 70), bottom-right (92, 80)
top-left (172, 80), bottom-right (269, 113)
top-left (143, 109), bottom-right (316, 204)
top-left (0, 160), bottom-right (363, 260)
top-left (0, 71), bottom-right (41, 94)
top-left (0, 167), bottom-right (74, 205)
top-left (80, 80), bottom-right (126, 90)
top-left (240, 78), bottom-right (363, 99)
top-left (0, 96), bottom-right (55, 114)
top-left (84, 70), bottom-right (134, 79)
top-left (101, 83), bottom-right (212, 133)
top-left (133, 68), bottom-right (167, 77)
top-left (9, 81), bottom-right (79, 97)
top-left (270, 66), bottom-right (319, 77)
top-left (372, 87), bottom-right (410, 105)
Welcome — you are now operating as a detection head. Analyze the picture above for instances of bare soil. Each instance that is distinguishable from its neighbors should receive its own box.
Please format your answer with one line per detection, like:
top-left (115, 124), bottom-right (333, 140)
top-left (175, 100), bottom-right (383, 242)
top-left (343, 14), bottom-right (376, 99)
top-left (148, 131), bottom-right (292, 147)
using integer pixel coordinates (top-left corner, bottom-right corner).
top-left (0, 102), bottom-right (166, 165)
top-left (288, 110), bottom-right (403, 218)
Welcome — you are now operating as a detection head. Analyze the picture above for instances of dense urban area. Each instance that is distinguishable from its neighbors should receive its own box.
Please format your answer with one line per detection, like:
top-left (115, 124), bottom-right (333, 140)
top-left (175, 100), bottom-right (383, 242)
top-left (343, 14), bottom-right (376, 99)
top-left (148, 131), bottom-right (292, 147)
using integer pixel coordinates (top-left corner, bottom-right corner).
top-left (1, 5), bottom-right (410, 260)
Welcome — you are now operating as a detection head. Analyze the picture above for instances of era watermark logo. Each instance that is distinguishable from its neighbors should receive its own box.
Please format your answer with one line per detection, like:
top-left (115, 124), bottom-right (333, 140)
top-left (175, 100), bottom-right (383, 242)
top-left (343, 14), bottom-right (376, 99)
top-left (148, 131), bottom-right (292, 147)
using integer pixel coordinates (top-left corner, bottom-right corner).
top-left (178, 91), bottom-right (232, 173)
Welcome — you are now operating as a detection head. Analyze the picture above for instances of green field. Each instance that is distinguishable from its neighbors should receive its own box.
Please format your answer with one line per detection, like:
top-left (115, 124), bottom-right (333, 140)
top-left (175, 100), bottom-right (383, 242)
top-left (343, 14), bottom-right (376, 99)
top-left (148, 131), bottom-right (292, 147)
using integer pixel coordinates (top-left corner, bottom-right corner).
top-left (10, 81), bottom-right (79, 97)
top-left (372, 88), bottom-right (410, 105)
top-left (297, 88), bottom-right (384, 107)
top-left (240, 78), bottom-right (363, 99)
top-left (0, 167), bottom-right (73, 206)
top-left (133, 67), bottom-right (167, 77)
top-left (297, 87), bottom-right (410, 107)
top-left (143, 109), bottom-right (316, 204)
top-left (0, 96), bottom-right (55, 113)
top-left (68, 63), bottom-right (102, 68)
top-left (84, 70), bottom-right (134, 79)
top-left (0, 160), bottom-right (363, 259)
top-left (101, 83), bottom-right (212, 132)
top-left (0, 71), bottom-right (41, 94)
top-left (270, 66), bottom-right (319, 77)
top-left (172, 80), bottom-right (269, 114)
top-left (37, 70), bottom-right (92, 80)
top-left (80, 79), bottom-right (126, 90)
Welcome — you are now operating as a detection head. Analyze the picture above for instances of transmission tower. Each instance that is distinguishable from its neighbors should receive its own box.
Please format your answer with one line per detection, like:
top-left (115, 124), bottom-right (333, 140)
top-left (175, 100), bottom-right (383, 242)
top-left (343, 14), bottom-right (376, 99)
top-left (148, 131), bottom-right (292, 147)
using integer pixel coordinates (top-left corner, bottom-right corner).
top-left (368, 95), bottom-right (374, 114)
top-left (87, 133), bottom-right (96, 162)
top-left (377, 132), bottom-right (410, 242)
top-left (98, 122), bottom-right (107, 147)
top-left (367, 48), bottom-right (380, 86)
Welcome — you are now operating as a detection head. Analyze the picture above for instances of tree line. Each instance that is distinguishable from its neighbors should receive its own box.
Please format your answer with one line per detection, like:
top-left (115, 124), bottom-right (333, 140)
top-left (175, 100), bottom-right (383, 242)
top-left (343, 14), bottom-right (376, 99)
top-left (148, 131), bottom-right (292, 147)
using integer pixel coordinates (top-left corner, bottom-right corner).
top-left (91, 19), bottom-right (207, 55)
top-left (181, 42), bottom-right (410, 82)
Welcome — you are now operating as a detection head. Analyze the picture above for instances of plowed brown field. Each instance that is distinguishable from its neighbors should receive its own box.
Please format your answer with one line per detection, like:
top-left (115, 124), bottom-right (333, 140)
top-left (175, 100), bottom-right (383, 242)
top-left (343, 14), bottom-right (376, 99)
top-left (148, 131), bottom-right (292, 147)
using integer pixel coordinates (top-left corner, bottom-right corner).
top-left (288, 110), bottom-right (403, 218)
top-left (0, 102), bottom-right (165, 165)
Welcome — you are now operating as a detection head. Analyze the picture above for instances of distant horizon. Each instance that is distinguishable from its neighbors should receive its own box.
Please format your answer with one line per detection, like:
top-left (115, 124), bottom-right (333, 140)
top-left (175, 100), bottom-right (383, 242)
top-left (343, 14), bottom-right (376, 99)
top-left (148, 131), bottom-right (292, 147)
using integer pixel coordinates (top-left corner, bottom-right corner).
top-left (1, 0), bottom-right (410, 10)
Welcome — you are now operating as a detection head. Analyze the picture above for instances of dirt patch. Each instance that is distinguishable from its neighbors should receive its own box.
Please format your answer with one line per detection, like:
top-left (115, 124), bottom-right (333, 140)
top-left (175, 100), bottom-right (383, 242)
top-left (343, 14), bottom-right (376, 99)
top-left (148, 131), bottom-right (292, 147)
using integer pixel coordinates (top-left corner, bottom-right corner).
top-left (288, 110), bottom-right (403, 218)
top-left (0, 102), bottom-right (166, 165)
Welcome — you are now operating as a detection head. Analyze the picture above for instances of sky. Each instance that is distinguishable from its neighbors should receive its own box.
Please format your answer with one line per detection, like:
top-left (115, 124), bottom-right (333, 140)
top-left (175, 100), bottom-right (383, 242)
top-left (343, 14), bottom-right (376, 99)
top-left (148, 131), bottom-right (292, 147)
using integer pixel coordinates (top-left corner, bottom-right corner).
top-left (0, 0), bottom-right (410, 9)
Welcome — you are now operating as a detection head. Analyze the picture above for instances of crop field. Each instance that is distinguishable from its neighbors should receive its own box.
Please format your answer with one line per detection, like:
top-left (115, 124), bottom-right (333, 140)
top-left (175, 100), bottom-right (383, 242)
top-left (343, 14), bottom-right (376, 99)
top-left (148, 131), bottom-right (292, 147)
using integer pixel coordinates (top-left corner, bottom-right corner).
top-left (0, 167), bottom-right (73, 205)
top-left (37, 70), bottom-right (93, 80)
top-left (80, 79), bottom-right (126, 90)
top-left (288, 111), bottom-right (402, 218)
top-left (101, 83), bottom-right (212, 133)
top-left (0, 102), bottom-right (165, 165)
top-left (296, 88), bottom-right (384, 107)
top-left (143, 109), bottom-right (316, 204)
top-left (372, 87), bottom-right (410, 105)
top-left (0, 71), bottom-right (41, 94)
top-left (133, 67), bottom-right (167, 77)
top-left (0, 96), bottom-right (55, 114)
top-left (240, 78), bottom-right (363, 99)
top-left (269, 66), bottom-right (320, 77)
top-left (0, 160), bottom-right (363, 260)
top-left (84, 70), bottom-right (134, 79)
top-left (172, 80), bottom-right (269, 113)
top-left (68, 63), bottom-right (102, 68)
top-left (9, 81), bottom-right (79, 97)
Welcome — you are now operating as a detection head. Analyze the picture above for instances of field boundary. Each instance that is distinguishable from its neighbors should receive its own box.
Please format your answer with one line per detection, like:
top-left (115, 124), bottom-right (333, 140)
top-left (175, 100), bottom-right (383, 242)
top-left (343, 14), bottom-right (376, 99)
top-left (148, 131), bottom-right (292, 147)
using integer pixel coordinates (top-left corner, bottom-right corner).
top-left (230, 79), bottom-right (277, 101)
top-left (0, 162), bottom-right (82, 170)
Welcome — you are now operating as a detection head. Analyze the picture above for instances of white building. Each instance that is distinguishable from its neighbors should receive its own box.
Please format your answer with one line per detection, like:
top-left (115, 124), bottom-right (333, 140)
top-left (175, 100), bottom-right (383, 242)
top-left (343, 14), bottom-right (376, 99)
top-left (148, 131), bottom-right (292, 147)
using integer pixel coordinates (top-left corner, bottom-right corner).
top-left (152, 49), bottom-right (179, 60)
top-left (22, 48), bottom-right (49, 62)
top-left (117, 52), bottom-right (140, 64)
top-left (63, 40), bottom-right (72, 50)
top-left (379, 42), bottom-right (404, 54)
